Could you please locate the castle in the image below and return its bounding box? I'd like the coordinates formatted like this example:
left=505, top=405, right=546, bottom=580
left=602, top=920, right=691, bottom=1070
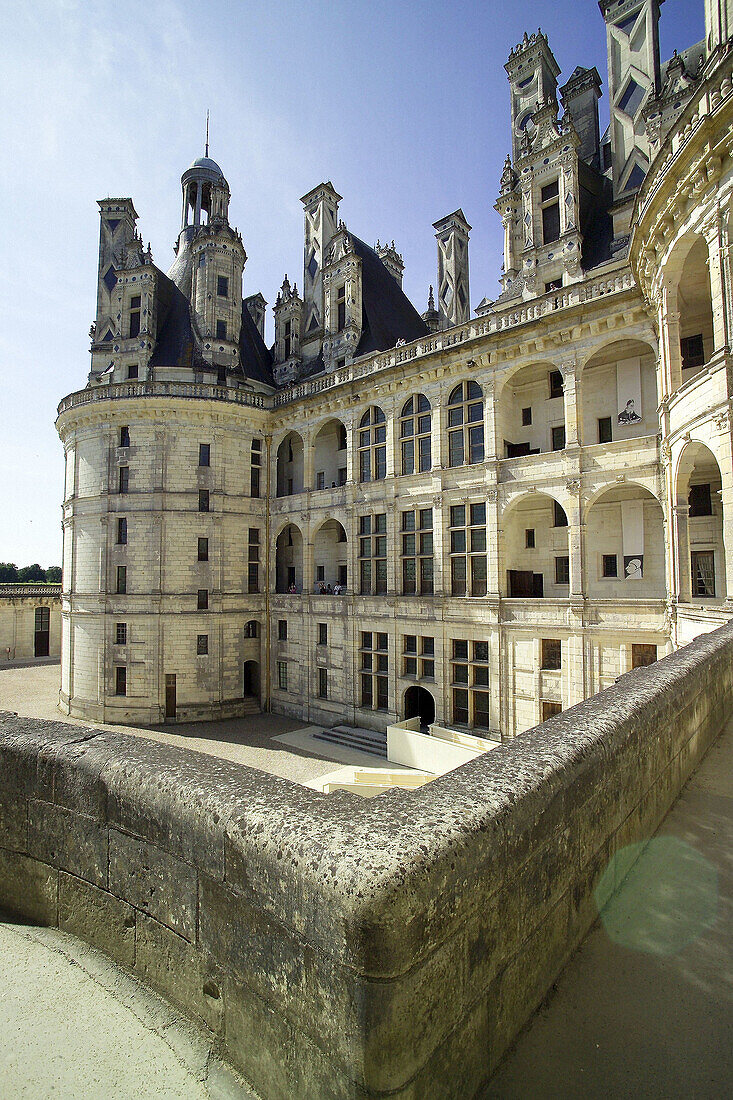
left=56, top=0, right=733, bottom=737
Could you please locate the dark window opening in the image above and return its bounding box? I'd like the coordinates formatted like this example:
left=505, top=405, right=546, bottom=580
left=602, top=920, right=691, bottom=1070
left=116, top=565, right=127, bottom=594
left=551, top=424, right=566, bottom=452
left=598, top=416, right=613, bottom=444
left=541, top=181, right=560, bottom=244
left=198, top=537, right=209, bottom=562
left=197, top=589, right=208, bottom=610
left=119, top=426, right=130, bottom=448
left=525, top=528, right=535, bottom=549
left=197, top=634, right=208, bottom=655
left=541, top=638, right=561, bottom=670
left=216, top=320, right=227, bottom=340
left=115, top=622, right=127, bottom=646
left=217, top=275, right=229, bottom=298
left=117, top=517, right=127, bottom=545
left=278, top=620, right=288, bottom=641
left=549, top=370, right=564, bottom=399
left=553, top=500, right=568, bottom=527
left=118, top=466, right=129, bottom=493
left=681, top=333, right=705, bottom=371
left=129, top=295, right=141, bottom=338
left=555, top=556, right=570, bottom=585
left=127, top=364, right=139, bottom=380
left=689, top=483, right=713, bottom=517
left=199, top=489, right=210, bottom=512
left=522, top=407, right=532, bottom=426
left=602, top=554, right=618, bottom=578
left=115, top=666, right=127, bottom=696
left=199, top=443, right=210, bottom=467
left=632, top=643, right=658, bottom=668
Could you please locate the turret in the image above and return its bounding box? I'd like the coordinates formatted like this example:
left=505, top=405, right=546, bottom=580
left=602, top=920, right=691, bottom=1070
left=505, top=29, right=561, bottom=163
left=273, top=276, right=303, bottom=385
left=433, top=210, right=471, bottom=329
left=300, top=182, right=341, bottom=361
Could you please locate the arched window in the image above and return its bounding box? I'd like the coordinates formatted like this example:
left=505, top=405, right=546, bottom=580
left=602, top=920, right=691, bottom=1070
left=245, top=620, right=259, bottom=638
left=400, top=395, right=431, bottom=474
left=358, top=407, right=386, bottom=482
left=447, top=382, right=484, bottom=467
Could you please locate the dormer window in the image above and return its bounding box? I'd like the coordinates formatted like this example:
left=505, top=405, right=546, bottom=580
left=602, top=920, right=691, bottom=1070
left=541, top=181, right=560, bottom=244
left=337, top=285, right=346, bottom=331
left=129, top=295, right=141, bottom=338
left=284, top=320, right=291, bottom=359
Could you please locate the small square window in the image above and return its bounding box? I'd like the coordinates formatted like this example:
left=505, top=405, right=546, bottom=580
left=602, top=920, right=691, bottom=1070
left=542, top=701, right=562, bottom=721
left=119, top=426, right=130, bottom=447
left=217, top=275, right=229, bottom=298
left=197, top=634, right=208, bottom=655
left=198, top=489, right=210, bottom=512
left=602, top=554, right=618, bottom=578
left=632, top=643, right=658, bottom=668
left=422, top=637, right=434, bottom=656
left=278, top=620, right=288, bottom=641
left=115, top=622, right=127, bottom=645
left=525, top=528, right=535, bottom=549
left=318, top=623, right=328, bottom=646
left=522, top=407, right=532, bottom=426
left=127, top=364, right=139, bottom=380
left=598, top=416, right=613, bottom=444
left=197, top=589, right=208, bottom=609
left=198, top=537, right=209, bottom=562
left=199, top=443, right=210, bottom=467
left=216, top=320, right=227, bottom=339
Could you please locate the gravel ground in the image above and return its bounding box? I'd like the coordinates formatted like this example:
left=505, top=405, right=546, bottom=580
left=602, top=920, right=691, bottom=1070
left=0, top=661, right=348, bottom=786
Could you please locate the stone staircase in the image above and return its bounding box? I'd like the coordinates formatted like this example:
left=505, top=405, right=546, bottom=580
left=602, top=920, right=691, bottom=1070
left=241, top=697, right=260, bottom=716
left=313, top=725, right=388, bottom=759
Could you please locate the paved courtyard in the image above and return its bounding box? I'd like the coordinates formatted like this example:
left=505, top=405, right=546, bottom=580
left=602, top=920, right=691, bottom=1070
left=0, top=660, right=359, bottom=786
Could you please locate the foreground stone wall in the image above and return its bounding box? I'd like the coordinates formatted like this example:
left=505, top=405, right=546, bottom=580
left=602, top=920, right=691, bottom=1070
left=1, top=620, right=732, bottom=1098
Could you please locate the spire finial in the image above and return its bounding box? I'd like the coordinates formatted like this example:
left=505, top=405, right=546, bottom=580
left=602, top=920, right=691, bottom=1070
left=205, top=109, right=210, bottom=157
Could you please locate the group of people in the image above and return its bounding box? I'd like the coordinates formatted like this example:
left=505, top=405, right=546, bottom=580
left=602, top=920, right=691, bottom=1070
left=317, top=582, right=344, bottom=595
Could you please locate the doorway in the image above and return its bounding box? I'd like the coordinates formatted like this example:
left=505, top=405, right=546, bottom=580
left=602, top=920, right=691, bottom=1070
left=165, top=674, right=176, bottom=720
left=243, top=660, right=260, bottom=701
left=404, top=685, right=435, bottom=731
left=34, top=606, right=50, bottom=657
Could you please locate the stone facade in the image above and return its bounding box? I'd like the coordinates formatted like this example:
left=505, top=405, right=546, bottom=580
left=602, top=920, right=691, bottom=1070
left=0, top=587, right=62, bottom=663
left=56, top=1, right=733, bottom=733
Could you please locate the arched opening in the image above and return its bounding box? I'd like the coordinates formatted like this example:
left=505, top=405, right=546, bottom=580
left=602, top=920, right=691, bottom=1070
left=358, top=407, right=386, bottom=482
left=676, top=441, right=727, bottom=603
left=244, top=620, right=259, bottom=638
left=447, top=382, right=484, bottom=467
left=242, top=660, right=260, bottom=702
left=677, top=236, right=714, bottom=384
left=313, top=519, right=348, bottom=592
left=496, top=363, right=565, bottom=458
left=275, top=524, right=303, bottom=593
left=399, top=395, right=432, bottom=474
left=500, top=493, right=569, bottom=598
left=276, top=432, right=304, bottom=497
left=585, top=485, right=665, bottom=599
left=313, top=419, right=347, bottom=490
left=404, top=685, right=435, bottom=731
left=581, top=339, right=658, bottom=445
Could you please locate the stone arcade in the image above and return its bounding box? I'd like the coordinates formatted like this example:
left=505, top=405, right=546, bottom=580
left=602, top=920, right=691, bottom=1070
left=57, top=0, right=733, bottom=734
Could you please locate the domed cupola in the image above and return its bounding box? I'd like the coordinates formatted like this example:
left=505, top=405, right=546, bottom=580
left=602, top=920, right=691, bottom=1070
left=180, top=152, right=231, bottom=228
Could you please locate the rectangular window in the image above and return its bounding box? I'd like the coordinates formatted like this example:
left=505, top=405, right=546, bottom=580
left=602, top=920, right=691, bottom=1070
left=115, top=666, right=127, bottom=696
left=554, top=556, right=570, bottom=585
left=542, top=701, right=562, bottom=721
left=401, top=508, right=433, bottom=595
left=248, top=528, right=259, bottom=593
left=318, top=622, right=328, bottom=646
left=549, top=370, right=564, bottom=399
left=541, top=181, right=560, bottom=244
left=197, top=589, right=208, bottom=610
left=129, top=295, right=141, bottom=338
left=115, top=622, right=127, bottom=645
left=318, top=667, right=328, bottom=699
left=691, top=550, right=715, bottom=597
left=522, top=407, right=532, bottom=426
left=689, top=483, right=713, bottom=517
left=127, top=364, right=139, bottom=380
left=217, top=275, right=229, bottom=298
left=449, top=502, right=487, bottom=596
left=197, top=634, right=208, bottom=655
left=403, top=635, right=435, bottom=679
left=525, top=528, right=535, bottom=549
left=541, top=638, right=561, bottom=670
left=361, top=633, right=389, bottom=710
left=359, top=514, right=387, bottom=594
left=336, top=285, right=346, bottom=331
left=278, top=620, right=288, bottom=641
left=602, top=554, right=618, bottom=578
left=117, top=517, right=127, bottom=545
left=198, top=537, right=209, bottom=562
left=216, top=320, right=227, bottom=339
left=278, top=661, right=288, bottom=691
left=451, top=639, right=490, bottom=729
left=199, top=443, right=210, bottom=467
left=250, top=467, right=261, bottom=498
left=680, top=333, right=705, bottom=371
left=198, top=489, right=210, bottom=512
left=632, top=643, right=658, bottom=668
left=119, top=426, right=130, bottom=448
left=116, top=565, right=126, bottom=594
left=551, top=424, right=566, bottom=452
left=118, top=466, right=129, bottom=493
left=598, top=416, right=613, bottom=444
left=316, top=471, right=325, bottom=490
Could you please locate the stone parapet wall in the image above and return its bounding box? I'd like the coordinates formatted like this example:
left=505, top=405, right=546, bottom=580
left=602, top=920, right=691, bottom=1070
left=1, top=622, right=732, bottom=1098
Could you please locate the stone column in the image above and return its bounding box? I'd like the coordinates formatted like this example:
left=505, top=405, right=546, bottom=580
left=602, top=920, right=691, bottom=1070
left=385, top=398, right=397, bottom=479
left=302, top=428, right=315, bottom=492
left=567, top=483, right=584, bottom=598
left=345, top=417, right=358, bottom=484
left=302, top=525, right=314, bottom=595
left=486, top=488, right=501, bottom=598
left=562, top=361, right=580, bottom=447
left=673, top=503, right=692, bottom=603
left=432, top=493, right=445, bottom=597
left=659, top=282, right=682, bottom=396
left=484, top=379, right=498, bottom=459
left=703, top=213, right=731, bottom=356
left=431, top=400, right=446, bottom=469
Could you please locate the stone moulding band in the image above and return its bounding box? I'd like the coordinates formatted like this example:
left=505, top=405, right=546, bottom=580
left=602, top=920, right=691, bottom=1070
left=1, top=619, right=732, bottom=1098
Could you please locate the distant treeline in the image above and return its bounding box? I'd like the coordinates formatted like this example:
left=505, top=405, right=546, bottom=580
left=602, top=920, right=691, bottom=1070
left=0, top=564, right=62, bottom=584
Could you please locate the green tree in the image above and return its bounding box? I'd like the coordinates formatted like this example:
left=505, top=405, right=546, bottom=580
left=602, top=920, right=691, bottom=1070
left=45, top=566, right=62, bottom=583
left=17, top=564, right=46, bottom=583
left=0, top=563, right=19, bottom=583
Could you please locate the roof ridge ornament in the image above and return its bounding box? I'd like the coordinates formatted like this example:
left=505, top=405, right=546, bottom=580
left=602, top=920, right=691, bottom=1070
left=205, top=109, right=210, bottom=158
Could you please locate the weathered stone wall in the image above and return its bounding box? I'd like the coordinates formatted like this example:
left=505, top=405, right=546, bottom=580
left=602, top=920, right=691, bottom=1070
left=1, top=620, right=732, bottom=1098
left=0, top=590, right=62, bottom=662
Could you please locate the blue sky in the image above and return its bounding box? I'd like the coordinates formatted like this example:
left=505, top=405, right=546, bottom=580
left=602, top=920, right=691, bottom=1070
left=0, top=0, right=704, bottom=565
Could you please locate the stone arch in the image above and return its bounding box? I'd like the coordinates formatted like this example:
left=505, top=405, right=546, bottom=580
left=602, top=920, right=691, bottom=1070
left=584, top=483, right=665, bottom=599
left=313, top=418, right=347, bottom=490
left=276, top=431, right=304, bottom=497
left=404, top=685, right=435, bottom=731
left=665, top=231, right=714, bottom=386
left=674, top=439, right=727, bottom=603
left=579, top=338, right=659, bottom=446
left=275, top=523, right=303, bottom=593
left=499, top=491, right=569, bottom=598
left=312, top=518, right=348, bottom=593
left=495, top=361, right=564, bottom=458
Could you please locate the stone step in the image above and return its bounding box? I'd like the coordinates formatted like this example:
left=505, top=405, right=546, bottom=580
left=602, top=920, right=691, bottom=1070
left=313, top=726, right=388, bottom=759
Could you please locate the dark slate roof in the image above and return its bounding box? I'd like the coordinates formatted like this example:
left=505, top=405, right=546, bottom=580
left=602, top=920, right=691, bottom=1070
left=148, top=269, right=206, bottom=371
left=351, top=237, right=429, bottom=356
left=239, top=302, right=275, bottom=387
